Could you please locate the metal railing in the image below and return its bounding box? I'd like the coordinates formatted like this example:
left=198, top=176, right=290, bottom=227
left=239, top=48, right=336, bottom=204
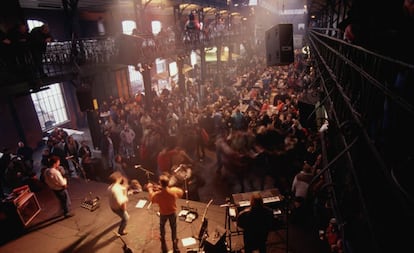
left=0, top=27, right=250, bottom=95
left=308, top=28, right=414, bottom=253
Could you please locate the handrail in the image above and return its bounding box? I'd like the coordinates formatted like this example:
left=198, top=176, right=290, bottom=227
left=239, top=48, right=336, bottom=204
left=0, top=27, right=250, bottom=94
left=308, top=27, right=414, bottom=253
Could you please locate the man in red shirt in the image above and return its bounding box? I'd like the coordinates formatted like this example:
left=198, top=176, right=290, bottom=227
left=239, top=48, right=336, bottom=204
left=156, top=147, right=178, bottom=176
left=147, top=175, right=183, bottom=253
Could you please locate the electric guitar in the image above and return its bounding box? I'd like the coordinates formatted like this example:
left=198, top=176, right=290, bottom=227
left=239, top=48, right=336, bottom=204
left=113, top=231, right=133, bottom=253
left=198, top=199, right=213, bottom=240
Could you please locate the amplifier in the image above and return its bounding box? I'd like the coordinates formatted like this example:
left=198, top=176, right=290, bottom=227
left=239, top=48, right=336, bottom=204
left=2, top=185, right=41, bottom=229
left=14, top=191, right=41, bottom=227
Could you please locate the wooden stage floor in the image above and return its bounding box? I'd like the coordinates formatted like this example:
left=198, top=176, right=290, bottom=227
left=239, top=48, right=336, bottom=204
left=0, top=178, right=291, bottom=253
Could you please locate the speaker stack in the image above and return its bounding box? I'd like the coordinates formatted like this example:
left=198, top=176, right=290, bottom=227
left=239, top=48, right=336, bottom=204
left=265, top=23, right=294, bottom=66
left=116, top=34, right=141, bottom=66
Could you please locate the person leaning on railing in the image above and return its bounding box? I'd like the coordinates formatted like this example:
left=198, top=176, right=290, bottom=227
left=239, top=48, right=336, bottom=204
left=29, top=24, right=53, bottom=76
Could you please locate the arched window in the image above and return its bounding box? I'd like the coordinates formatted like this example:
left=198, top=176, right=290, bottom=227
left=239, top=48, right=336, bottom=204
left=151, top=20, right=162, bottom=35
left=122, top=20, right=137, bottom=35
left=27, top=19, right=44, bottom=32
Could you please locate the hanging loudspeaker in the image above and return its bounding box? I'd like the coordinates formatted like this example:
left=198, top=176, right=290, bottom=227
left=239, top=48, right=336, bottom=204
left=76, top=87, right=94, bottom=112
left=265, top=23, right=294, bottom=66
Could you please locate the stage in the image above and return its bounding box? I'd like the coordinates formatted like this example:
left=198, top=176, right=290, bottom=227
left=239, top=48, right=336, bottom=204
left=0, top=178, right=289, bottom=253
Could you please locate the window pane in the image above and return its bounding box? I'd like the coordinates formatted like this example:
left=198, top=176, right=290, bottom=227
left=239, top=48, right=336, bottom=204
left=27, top=19, right=44, bottom=32
left=152, top=20, right=161, bottom=35
left=128, top=65, right=144, bottom=95
left=31, top=83, right=69, bottom=131
left=155, top=58, right=166, bottom=73
left=122, top=20, right=137, bottom=35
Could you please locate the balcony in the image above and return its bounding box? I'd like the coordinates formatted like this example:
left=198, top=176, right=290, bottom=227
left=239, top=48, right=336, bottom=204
left=0, top=27, right=249, bottom=96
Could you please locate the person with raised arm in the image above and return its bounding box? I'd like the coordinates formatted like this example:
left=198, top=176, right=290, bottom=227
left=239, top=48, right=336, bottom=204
left=146, top=174, right=183, bottom=253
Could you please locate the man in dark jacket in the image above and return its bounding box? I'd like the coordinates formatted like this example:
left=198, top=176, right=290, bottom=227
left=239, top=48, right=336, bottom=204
left=29, top=24, right=52, bottom=76
left=237, top=193, right=274, bottom=253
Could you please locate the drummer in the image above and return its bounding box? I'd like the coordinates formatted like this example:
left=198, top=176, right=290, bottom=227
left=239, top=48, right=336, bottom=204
left=170, top=145, right=194, bottom=169
left=156, top=143, right=178, bottom=177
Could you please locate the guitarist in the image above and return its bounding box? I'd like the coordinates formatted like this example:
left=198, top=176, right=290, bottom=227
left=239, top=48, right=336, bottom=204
left=108, top=171, right=130, bottom=236
left=147, top=174, right=184, bottom=253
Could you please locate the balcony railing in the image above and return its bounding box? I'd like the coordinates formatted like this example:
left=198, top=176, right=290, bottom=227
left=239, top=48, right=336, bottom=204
left=308, top=28, right=414, bottom=253
left=0, top=27, right=249, bottom=95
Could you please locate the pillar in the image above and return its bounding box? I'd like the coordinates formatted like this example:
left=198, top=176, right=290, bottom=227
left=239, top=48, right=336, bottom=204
left=177, top=58, right=186, bottom=96
left=141, top=65, right=152, bottom=110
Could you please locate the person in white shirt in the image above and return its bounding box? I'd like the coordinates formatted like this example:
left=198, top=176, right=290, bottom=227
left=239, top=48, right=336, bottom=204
left=119, top=124, right=136, bottom=158
left=44, top=155, right=73, bottom=217
left=291, top=161, right=314, bottom=201
left=108, top=171, right=129, bottom=235
left=291, top=161, right=314, bottom=224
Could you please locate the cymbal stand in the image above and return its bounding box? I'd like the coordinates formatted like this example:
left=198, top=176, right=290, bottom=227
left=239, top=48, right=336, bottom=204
left=178, top=165, right=197, bottom=215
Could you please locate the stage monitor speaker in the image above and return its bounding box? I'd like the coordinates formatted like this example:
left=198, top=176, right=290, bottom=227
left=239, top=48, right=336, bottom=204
left=265, top=24, right=294, bottom=66
left=11, top=186, right=41, bottom=227
left=204, top=225, right=227, bottom=253
left=76, top=87, right=94, bottom=112
left=15, top=192, right=41, bottom=227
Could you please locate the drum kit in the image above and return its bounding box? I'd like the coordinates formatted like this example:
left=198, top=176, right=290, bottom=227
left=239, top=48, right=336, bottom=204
left=169, top=164, right=192, bottom=188
left=135, top=163, right=193, bottom=194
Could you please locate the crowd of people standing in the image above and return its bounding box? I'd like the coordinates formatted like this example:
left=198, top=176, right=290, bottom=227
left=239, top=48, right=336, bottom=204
left=91, top=49, right=335, bottom=241
left=0, top=22, right=52, bottom=76
left=0, top=47, right=338, bottom=251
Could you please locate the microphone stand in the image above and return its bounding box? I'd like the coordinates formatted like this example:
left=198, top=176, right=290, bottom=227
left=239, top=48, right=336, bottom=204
left=135, top=165, right=154, bottom=183
left=135, top=165, right=155, bottom=209
left=184, top=174, right=190, bottom=206
left=178, top=165, right=192, bottom=209
left=175, top=165, right=198, bottom=222
left=221, top=198, right=239, bottom=252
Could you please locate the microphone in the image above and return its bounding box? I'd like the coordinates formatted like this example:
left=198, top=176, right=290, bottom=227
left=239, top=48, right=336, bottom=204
left=174, top=165, right=182, bottom=173
left=174, top=164, right=186, bottom=173
left=134, top=165, right=142, bottom=168
left=65, top=155, right=74, bottom=160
